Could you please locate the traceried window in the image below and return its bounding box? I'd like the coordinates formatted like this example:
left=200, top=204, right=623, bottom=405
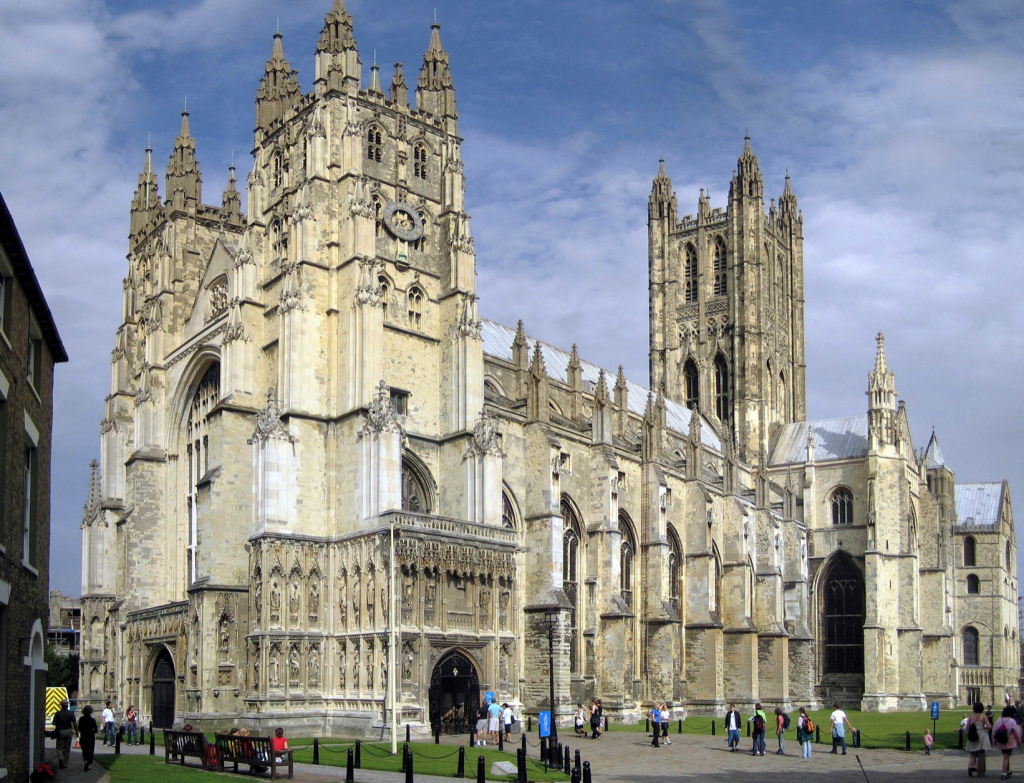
left=501, top=491, right=517, bottom=530
left=1007, top=541, right=1012, bottom=572
left=667, top=524, right=682, bottom=607
left=964, top=536, right=976, bottom=567
left=367, top=126, right=383, bottom=163
left=270, top=219, right=288, bottom=265
left=779, top=371, right=787, bottom=419
left=619, top=511, right=636, bottom=608
left=561, top=497, right=582, bottom=674
left=407, top=286, right=424, bottom=332
left=776, top=259, right=785, bottom=309
left=186, top=363, right=220, bottom=586
left=373, top=197, right=385, bottom=238
left=712, top=237, right=727, bottom=297
left=831, top=487, right=854, bottom=526
left=963, top=626, right=980, bottom=666
left=823, top=557, right=864, bottom=674
left=967, top=574, right=980, bottom=594
left=683, top=359, right=699, bottom=411
left=413, top=143, right=428, bottom=179
left=272, top=151, right=284, bottom=190
left=713, top=354, right=729, bottom=422
left=378, top=275, right=391, bottom=319
left=401, top=456, right=432, bottom=514
left=684, top=244, right=698, bottom=304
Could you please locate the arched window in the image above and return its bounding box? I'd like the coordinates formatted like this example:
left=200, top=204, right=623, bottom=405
left=712, top=237, right=727, bottom=297
left=667, top=523, right=682, bottom=607
left=501, top=490, right=517, bottom=530
left=407, top=286, right=424, bottom=332
left=775, top=259, right=784, bottom=309
left=561, top=497, right=582, bottom=674
left=831, top=487, right=854, bottom=526
left=766, top=359, right=774, bottom=413
left=683, top=358, right=699, bottom=410
left=270, top=219, right=288, bottom=264
left=823, top=557, right=865, bottom=674
left=373, top=197, right=385, bottom=238
left=967, top=574, right=980, bottom=594
left=186, top=363, right=220, bottom=586
left=963, top=626, right=980, bottom=666
left=401, top=456, right=432, bottom=514
left=378, top=275, right=391, bottom=320
left=684, top=244, right=698, bottom=304
left=272, top=151, right=284, bottom=189
left=779, top=371, right=786, bottom=419
left=367, top=126, right=383, bottom=163
left=1007, top=541, right=1012, bottom=572
left=414, top=143, right=428, bottom=179
left=714, top=354, right=729, bottom=422
left=964, top=536, right=976, bottom=567
left=618, top=511, right=636, bottom=608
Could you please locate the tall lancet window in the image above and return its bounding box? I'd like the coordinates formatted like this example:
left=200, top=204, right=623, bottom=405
left=186, top=363, right=220, bottom=586
left=683, top=359, right=699, bottom=411
left=561, top=497, right=582, bottom=674
left=714, top=354, right=729, bottom=423
left=684, top=244, right=698, bottom=304
left=712, top=237, right=727, bottom=297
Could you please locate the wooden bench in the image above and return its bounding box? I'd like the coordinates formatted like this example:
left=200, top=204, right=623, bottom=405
left=215, top=734, right=294, bottom=779
left=164, top=730, right=210, bottom=768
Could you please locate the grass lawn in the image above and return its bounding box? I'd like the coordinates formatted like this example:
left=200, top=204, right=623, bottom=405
left=602, top=707, right=972, bottom=751
left=95, top=753, right=215, bottom=782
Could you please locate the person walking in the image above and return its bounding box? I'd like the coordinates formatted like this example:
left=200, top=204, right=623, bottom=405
left=774, top=707, right=787, bottom=755
left=924, top=729, right=933, bottom=755
left=829, top=702, right=854, bottom=755
left=749, top=703, right=767, bottom=756
left=101, top=701, right=116, bottom=746
left=589, top=699, right=603, bottom=739
left=475, top=700, right=489, bottom=746
left=52, top=700, right=78, bottom=769
left=661, top=702, right=671, bottom=745
left=797, top=707, right=813, bottom=759
left=78, top=704, right=99, bottom=772
left=724, top=704, right=741, bottom=752
left=503, top=703, right=514, bottom=742
left=650, top=703, right=661, bottom=747
left=993, top=704, right=1023, bottom=779
left=125, top=704, right=139, bottom=745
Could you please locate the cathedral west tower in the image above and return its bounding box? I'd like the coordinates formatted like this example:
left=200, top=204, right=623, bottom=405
left=649, top=138, right=806, bottom=462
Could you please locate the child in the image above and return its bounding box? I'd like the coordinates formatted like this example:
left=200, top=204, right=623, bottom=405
left=924, top=729, right=933, bottom=755
left=273, top=727, right=289, bottom=763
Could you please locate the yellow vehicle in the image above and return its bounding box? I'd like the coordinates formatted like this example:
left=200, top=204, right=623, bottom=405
left=44, top=687, right=68, bottom=732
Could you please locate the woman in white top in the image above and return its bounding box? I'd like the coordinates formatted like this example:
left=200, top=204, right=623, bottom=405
left=967, top=701, right=993, bottom=777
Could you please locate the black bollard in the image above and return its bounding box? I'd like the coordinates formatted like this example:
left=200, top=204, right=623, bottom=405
left=499, top=730, right=504, bottom=751
left=604, top=715, right=609, bottom=732
left=521, top=735, right=527, bottom=754
left=564, top=745, right=570, bottom=774
left=583, top=761, right=592, bottom=783
left=747, top=722, right=751, bottom=737
left=853, top=729, right=860, bottom=748
left=959, top=728, right=965, bottom=749
left=405, top=749, right=414, bottom=783
left=470, top=728, right=476, bottom=748
left=435, top=722, right=441, bottom=745
left=477, top=755, right=486, bottom=783
left=355, top=739, right=362, bottom=768
left=815, top=725, right=820, bottom=744
left=678, top=718, right=683, bottom=734
left=572, top=767, right=581, bottom=783
left=457, top=746, right=466, bottom=778
left=402, top=742, right=409, bottom=772
left=346, top=748, right=355, bottom=783
left=574, top=748, right=581, bottom=771
left=528, top=716, right=533, bottom=733
left=115, top=730, right=121, bottom=755
left=905, top=731, right=911, bottom=752
left=518, top=748, right=527, bottom=783
left=711, top=720, right=716, bottom=736
left=646, top=718, right=650, bottom=732
left=557, top=742, right=564, bottom=768
left=140, top=724, right=145, bottom=745
left=407, top=723, right=412, bottom=743
left=313, top=737, right=320, bottom=765
left=540, top=737, right=548, bottom=765
left=149, top=726, right=155, bottom=755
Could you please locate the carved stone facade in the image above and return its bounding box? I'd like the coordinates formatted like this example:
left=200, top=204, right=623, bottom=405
left=78, top=0, right=1017, bottom=734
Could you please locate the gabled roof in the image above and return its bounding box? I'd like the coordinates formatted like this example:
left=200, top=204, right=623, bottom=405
left=923, top=429, right=946, bottom=469
left=955, top=482, right=1003, bottom=527
left=768, top=416, right=869, bottom=466
left=0, top=191, right=67, bottom=363
left=480, top=319, right=721, bottom=450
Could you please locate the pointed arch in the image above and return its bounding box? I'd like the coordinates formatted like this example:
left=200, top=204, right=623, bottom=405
left=683, top=243, right=698, bottom=303
left=683, top=357, right=699, bottom=411
left=779, top=370, right=787, bottom=420
left=373, top=195, right=385, bottom=238
left=766, top=358, right=774, bottom=413
left=712, top=236, right=727, bottom=297
left=561, top=495, right=583, bottom=674
left=401, top=451, right=435, bottom=514
left=819, top=553, right=865, bottom=674
left=413, top=141, right=430, bottom=179
left=378, top=272, right=392, bottom=320
left=407, top=285, right=424, bottom=332
left=618, top=510, right=637, bottom=607
left=667, top=522, right=682, bottom=607
left=501, top=484, right=520, bottom=531
left=830, top=486, right=854, bottom=526
left=366, top=124, right=384, bottom=163
left=713, top=353, right=730, bottom=423
left=963, top=626, right=980, bottom=667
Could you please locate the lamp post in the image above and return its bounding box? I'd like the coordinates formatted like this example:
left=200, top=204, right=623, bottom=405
left=546, top=608, right=559, bottom=745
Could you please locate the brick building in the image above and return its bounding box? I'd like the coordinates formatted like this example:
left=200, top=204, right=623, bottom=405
left=0, top=191, right=67, bottom=777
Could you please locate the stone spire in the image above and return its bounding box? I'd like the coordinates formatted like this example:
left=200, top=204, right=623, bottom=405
left=221, top=164, right=242, bottom=227
left=867, top=332, right=898, bottom=449
left=315, top=0, right=361, bottom=93
left=416, top=22, right=457, bottom=120
left=390, top=62, right=408, bottom=107
left=779, top=171, right=798, bottom=221
left=730, top=134, right=763, bottom=201
left=648, top=159, right=676, bottom=220
left=567, top=344, right=582, bottom=387
left=130, top=141, right=162, bottom=240
left=368, top=51, right=383, bottom=94
left=923, top=428, right=946, bottom=470
left=166, top=107, right=202, bottom=212
left=529, top=340, right=547, bottom=379
left=256, top=32, right=301, bottom=132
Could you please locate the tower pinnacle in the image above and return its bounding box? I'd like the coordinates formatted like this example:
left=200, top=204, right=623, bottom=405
left=416, top=21, right=456, bottom=121
left=165, top=108, right=202, bottom=212
left=256, top=32, right=301, bottom=131
left=315, top=0, right=360, bottom=93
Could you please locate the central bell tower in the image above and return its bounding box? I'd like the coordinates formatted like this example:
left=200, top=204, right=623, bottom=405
left=648, top=138, right=806, bottom=462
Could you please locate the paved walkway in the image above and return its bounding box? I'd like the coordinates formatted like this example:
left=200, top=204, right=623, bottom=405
left=49, top=730, right=974, bottom=782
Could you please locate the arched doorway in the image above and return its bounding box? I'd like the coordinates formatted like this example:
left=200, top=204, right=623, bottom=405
left=428, top=650, right=480, bottom=736
left=152, top=648, right=176, bottom=729
left=823, top=557, right=865, bottom=675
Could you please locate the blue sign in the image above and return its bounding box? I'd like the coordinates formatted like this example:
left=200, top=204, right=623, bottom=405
left=486, top=691, right=495, bottom=704
left=931, top=702, right=940, bottom=720
left=539, top=711, right=552, bottom=738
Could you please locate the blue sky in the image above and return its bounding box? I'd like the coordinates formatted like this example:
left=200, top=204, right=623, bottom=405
left=2, top=0, right=1023, bottom=595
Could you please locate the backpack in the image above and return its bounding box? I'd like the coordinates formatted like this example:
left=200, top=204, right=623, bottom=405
left=804, top=718, right=815, bottom=735
left=968, top=721, right=980, bottom=742
left=994, top=721, right=1010, bottom=746
left=782, top=714, right=791, bottom=730
left=753, top=713, right=765, bottom=731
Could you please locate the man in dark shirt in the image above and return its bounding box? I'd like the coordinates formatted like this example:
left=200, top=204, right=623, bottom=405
left=52, top=700, right=78, bottom=769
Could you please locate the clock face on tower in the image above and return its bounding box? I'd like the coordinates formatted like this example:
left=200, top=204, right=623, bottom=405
left=382, top=201, right=424, bottom=242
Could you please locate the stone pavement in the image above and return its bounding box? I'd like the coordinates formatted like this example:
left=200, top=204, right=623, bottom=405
left=48, top=730, right=975, bottom=782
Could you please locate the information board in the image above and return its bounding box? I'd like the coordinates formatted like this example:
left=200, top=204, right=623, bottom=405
left=539, top=710, right=552, bottom=738
left=931, top=702, right=940, bottom=720
left=486, top=691, right=495, bottom=704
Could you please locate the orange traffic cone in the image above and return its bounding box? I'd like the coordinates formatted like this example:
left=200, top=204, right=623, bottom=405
left=75, top=738, right=80, bottom=748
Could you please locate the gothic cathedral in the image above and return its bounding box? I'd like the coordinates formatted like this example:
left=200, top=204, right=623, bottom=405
left=79, top=1, right=1019, bottom=732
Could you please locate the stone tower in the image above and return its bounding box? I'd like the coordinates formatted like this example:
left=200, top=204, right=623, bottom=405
left=648, top=138, right=806, bottom=462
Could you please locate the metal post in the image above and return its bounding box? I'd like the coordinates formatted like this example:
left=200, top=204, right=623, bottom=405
left=815, top=725, right=820, bottom=744
left=140, top=724, right=145, bottom=745
left=571, top=767, right=581, bottom=783
left=527, top=716, right=532, bottom=733
left=405, top=748, right=414, bottom=783
left=470, top=728, right=475, bottom=748
left=435, top=722, right=441, bottom=744
left=115, top=730, right=121, bottom=755
left=563, top=744, right=570, bottom=774
left=407, top=724, right=412, bottom=743
left=574, top=748, right=581, bottom=771
left=712, top=720, right=716, bottom=736
left=355, top=740, right=362, bottom=768
left=521, top=735, right=527, bottom=753
left=646, top=718, right=650, bottom=733
left=959, top=728, right=965, bottom=749
left=678, top=718, right=682, bottom=734
left=540, top=737, right=548, bottom=765
left=583, top=761, right=592, bottom=783
left=905, top=731, right=911, bottom=752
left=346, top=748, right=355, bottom=783
left=747, top=722, right=751, bottom=738
left=456, top=746, right=465, bottom=778
left=402, top=743, right=409, bottom=772
left=499, top=730, right=504, bottom=751
left=518, top=748, right=527, bottom=783
left=477, top=755, right=486, bottom=783
left=313, top=738, right=320, bottom=765
left=149, top=726, right=155, bottom=755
